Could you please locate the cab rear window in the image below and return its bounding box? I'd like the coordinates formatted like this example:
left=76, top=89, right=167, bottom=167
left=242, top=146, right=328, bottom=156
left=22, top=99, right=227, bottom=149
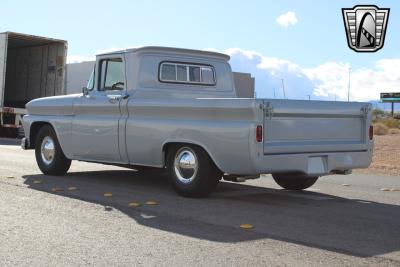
left=159, top=62, right=216, bottom=85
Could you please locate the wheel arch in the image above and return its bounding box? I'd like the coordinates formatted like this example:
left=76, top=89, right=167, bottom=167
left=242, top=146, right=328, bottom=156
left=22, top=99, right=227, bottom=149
left=29, top=121, right=60, bottom=149
left=162, top=140, right=223, bottom=173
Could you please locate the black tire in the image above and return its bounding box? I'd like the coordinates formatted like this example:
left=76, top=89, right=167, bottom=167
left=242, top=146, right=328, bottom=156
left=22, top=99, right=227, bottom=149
left=272, top=173, right=319, bottom=190
left=35, top=125, right=71, bottom=175
left=167, top=145, right=221, bottom=198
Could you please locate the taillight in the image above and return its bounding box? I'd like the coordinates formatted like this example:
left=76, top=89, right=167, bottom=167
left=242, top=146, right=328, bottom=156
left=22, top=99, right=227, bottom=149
left=256, top=125, right=263, bottom=142
left=369, top=125, right=373, bottom=140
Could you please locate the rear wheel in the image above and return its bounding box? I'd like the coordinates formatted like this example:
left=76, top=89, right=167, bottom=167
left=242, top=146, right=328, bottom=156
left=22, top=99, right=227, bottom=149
left=272, top=174, right=319, bottom=190
left=35, top=125, right=71, bottom=175
left=167, top=145, right=221, bottom=197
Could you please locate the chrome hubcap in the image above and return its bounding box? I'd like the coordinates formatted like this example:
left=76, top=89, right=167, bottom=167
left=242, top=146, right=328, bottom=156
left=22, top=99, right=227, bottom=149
left=174, top=148, right=198, bottom=184
left=41, top=136, right=55, bottom=165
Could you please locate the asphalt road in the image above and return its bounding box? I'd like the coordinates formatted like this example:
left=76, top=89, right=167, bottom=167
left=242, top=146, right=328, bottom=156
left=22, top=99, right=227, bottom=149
left=0, top=138, right=399, bottom=266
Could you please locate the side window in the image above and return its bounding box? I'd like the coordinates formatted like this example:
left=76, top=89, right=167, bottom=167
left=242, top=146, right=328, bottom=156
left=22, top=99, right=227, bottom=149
left=99, top=58, right=125, bottom=90
left=159, top=62, right=216, bottom=85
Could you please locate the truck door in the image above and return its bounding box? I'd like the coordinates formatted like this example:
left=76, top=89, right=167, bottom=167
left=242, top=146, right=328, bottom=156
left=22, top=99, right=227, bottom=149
left=71, top=55, right=127, bottom=162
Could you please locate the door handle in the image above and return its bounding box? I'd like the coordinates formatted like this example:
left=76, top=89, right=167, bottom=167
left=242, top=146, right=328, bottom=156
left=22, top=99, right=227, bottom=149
left=107, top=94, right=129, bottom=103
left=108, top=96, right=120, bottom=104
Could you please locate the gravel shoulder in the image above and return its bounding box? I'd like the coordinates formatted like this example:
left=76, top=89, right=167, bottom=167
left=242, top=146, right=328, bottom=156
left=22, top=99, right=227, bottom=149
left=354, top=134, right=400, bottom=176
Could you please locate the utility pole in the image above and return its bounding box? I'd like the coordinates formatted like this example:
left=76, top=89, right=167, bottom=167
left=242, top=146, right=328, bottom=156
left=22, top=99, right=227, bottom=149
left=391, top=102, right=394, bottom=117
left=347, top=66, right=351, bottom=102
left=281, top=79, right=286, bottom=99
left=273, top=88, right=276, bottom=98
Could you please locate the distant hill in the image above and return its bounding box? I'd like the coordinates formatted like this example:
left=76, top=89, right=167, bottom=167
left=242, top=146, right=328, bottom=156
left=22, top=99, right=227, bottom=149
left=370, top=100, right=400, bottom=112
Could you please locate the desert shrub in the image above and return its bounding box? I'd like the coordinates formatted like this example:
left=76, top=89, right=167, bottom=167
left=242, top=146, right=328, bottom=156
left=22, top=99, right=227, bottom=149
left=373, top=123, right=389, bottom=135
left=380, top=118, right=400, bottom=129
left=389, top=128, right=400, bottom=135
left=372, top=108, right=385, bottom=117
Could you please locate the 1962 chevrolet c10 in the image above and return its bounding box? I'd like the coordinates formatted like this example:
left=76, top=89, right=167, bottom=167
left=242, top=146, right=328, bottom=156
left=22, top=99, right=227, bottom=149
left=21, top=46, right=373, bottom=197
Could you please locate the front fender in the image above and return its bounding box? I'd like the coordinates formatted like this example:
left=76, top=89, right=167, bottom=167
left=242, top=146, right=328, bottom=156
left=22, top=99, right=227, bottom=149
left=22, top=114, right=73, bottom=158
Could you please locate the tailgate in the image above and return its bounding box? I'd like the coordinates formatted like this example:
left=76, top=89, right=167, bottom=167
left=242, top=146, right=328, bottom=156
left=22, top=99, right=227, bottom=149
left=262, top=99, right=371, bottom=155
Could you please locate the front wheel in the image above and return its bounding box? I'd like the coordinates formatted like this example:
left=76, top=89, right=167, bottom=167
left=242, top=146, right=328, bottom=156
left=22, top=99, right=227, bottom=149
left=35, top=125, right=71, bottom=175
left=272, top=174, right=319, bottom=190
left=167, top=145, right=221, bottom=198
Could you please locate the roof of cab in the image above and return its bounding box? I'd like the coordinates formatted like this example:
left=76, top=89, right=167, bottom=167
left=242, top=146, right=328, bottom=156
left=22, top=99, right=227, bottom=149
left=97, top=46, right=230, bottom=61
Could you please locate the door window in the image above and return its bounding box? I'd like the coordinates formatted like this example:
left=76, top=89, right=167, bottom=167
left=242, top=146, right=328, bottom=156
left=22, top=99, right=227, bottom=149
left=99, top=58, right=125, bottom=90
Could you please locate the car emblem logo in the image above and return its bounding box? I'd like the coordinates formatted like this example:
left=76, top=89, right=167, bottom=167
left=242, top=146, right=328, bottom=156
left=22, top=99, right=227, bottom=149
left=342, top=5, right=390, bottom=52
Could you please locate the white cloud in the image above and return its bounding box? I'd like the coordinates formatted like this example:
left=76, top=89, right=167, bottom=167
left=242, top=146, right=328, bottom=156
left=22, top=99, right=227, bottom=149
left=303, top=62, right=350, bottom=99
left=67, top=55, right=95, bottom=64
left=95, top=45, right=144, bottom=55
left=303, top=59, right=400, bottom=101
left=67, top=45, right=144, bottom=63
left=276, top=11, right=298, bottom=27
left=203, top=48, right=220, bottom=53
left=223, top=48, right=400, bottom=101
left=224, top=48, right=313, bottom=100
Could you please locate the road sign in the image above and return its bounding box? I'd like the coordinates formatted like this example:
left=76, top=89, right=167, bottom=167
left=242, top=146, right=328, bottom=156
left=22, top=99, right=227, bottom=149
left=380, top=92, right=399, bottom=117
left=380, top=92, right=400, bottom=103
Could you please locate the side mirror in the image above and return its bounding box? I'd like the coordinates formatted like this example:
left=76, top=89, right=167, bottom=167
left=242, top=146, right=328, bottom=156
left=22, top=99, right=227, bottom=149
left=82, top=87, right=89, bottom=96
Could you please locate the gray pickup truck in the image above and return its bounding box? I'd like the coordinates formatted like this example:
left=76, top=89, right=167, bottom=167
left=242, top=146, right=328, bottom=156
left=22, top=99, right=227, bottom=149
left=21, top=46, right=373, bottom=197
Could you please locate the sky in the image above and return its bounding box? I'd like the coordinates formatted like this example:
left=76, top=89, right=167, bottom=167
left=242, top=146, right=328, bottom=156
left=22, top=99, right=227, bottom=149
left=1, top=0, right=399, bottom=106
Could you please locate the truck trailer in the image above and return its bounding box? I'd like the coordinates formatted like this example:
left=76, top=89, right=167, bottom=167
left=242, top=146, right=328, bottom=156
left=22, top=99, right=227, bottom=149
left=0, top=32, right=67, bottom=136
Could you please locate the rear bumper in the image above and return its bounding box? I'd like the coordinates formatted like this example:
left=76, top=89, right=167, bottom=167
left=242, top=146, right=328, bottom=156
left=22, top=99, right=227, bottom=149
left=252, top=149, right=373, bottom=176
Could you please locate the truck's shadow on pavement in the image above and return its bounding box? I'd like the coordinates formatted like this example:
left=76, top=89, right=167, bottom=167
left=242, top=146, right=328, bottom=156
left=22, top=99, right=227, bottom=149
left=22, top=170, right=400, bottom=258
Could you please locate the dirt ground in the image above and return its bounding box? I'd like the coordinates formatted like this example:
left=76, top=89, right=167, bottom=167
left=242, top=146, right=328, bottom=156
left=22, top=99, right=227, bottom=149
left=354, top=134, right=400, bottom=176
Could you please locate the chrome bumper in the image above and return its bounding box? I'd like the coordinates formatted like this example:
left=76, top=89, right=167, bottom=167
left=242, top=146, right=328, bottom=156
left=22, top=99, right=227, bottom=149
left=253, top=150, right=372, bottom=176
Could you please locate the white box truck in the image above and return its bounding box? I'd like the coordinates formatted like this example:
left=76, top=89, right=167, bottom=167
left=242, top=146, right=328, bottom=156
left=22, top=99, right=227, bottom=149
left=0, top=32, right=67, bottom=136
